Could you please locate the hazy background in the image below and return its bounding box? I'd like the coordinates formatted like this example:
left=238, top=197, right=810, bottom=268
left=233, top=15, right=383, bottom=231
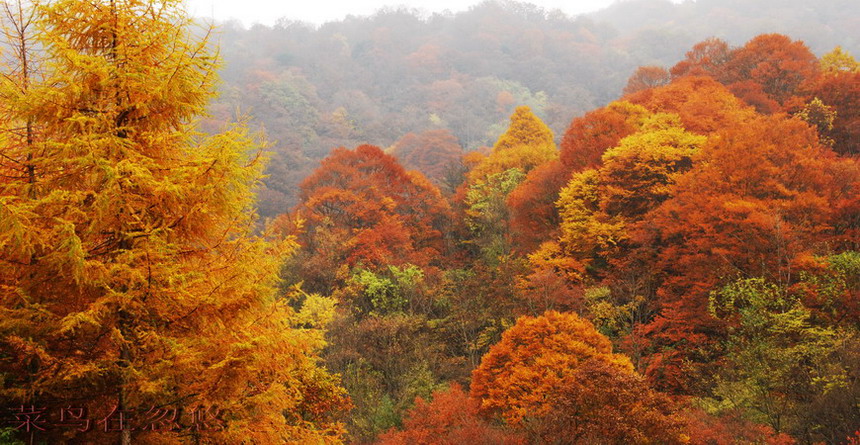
left=184, top=0, right=672, bottom=26
left=194, top=0, right=860, bottom=218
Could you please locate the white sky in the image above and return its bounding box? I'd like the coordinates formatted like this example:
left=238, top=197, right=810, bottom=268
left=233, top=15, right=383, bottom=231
left=184, top=0, right=628, bottom=27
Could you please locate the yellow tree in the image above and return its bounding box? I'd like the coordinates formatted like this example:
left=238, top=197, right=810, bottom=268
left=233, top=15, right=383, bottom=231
left=467, top=105, right=556, bottom=184
left=0, top=0, right=43, bottom=199
left=820, top=46, right=860, bottom=74
left=0, top=1, right=347, bottom=443
left=556, top=113, right=706, bottom=276
left=492, top=105, right=554, bottom=152
left=462, top=106, right=557, bottom=257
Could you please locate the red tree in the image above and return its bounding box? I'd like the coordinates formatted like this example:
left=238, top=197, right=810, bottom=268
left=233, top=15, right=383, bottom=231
left=391, top=129, right=465, bottom=183
left=470, top=311, right=685, bottom=443
left=626, top=76, right=756, bottom=134
left=623, top=65, right=670, bottom=96
left=670, top=37, right=731, bottom=79
left=682, top=408, right=796, bottom=445
left=278, top=145, right=452, bottom=291
left=506, top=159, right=572, bottom=253
left=559, top=100, right=646, bottom=171
left=670, top=35, right=820, bottom=114
left=808, top=71, right=860, bottom=156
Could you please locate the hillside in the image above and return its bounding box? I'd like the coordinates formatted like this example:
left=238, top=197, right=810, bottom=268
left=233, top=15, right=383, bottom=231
left=204, top=0, right=859, bottom=217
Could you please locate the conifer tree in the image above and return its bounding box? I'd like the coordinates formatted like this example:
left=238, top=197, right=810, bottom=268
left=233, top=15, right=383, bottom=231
left=467, top=106, right=556, bottom=182
left=492, top=105, right=554, bottom=152
left=0, top=1, right=347, bottom=443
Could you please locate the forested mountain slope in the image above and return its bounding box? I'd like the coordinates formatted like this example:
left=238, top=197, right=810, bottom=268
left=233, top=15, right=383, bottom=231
left=206, top=0, right=859, bottom=217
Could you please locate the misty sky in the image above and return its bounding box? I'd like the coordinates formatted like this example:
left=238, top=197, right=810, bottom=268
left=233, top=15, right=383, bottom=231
left=184, top=0, right=636, bottom=27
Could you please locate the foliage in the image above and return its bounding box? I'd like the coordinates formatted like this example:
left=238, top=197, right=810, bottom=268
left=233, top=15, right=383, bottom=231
left=0, top=429, right=23, bottom=445
left=378, top=383, right=525, bottom=445
left=820, top=46, right=860, bottom=74
left=795, top=252, right=860, bottom=324
left=0, top=1, right=348, bottom=443
left=466, top=106, right=557, bottom=188
left=626, top=76, right=757, bottom=134
left=325, top=312, right=456, bottom=443
left=808, top=70, right=860, bottom=156
left=514, top=241, right=584, bottom=313
left=557, top=113, right=705, bottom=277
left=681, top=408, right=796, bottom=445
left=636, top=113, right=857, bottom=394
left=795, top=97, right=836, bottom=146
left=598, top=114, right=705, bottom=218
left=559, top=100, right=648, bottom=171
left=282, top=144, right=451, bottom=293
left=725, top=34, right=820, bottom=112
left=491, top=105, right=554, bottom=152
left=341, top=264, right=432, bottom=316
left=623, top=65, right=670, bottom=96
left=3, top=3, right=860, bottom=440
left=708, top=276, right=860, bottom=442
left=582, top=286, right=646, bottom=339
left=506, top=159, right=572, bottom=253
left=470, top=311, right=685, bottom=443
left=206, top=2, right=860, bottom=213
left=670, top=34, right=819, bottom=114
left=670, top=37, right=731, bottom=79
left=470, top=311, right=634, bottom=424
left=464, top=168, right=526, bottom=260
left=390, top=129, right=464, bottom=185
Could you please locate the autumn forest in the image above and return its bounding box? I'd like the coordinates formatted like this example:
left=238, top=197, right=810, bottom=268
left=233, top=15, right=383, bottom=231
left=0, top=0, right=859, bottom=444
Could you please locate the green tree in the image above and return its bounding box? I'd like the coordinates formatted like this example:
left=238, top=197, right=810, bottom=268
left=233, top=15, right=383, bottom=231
left=709, top=275, right=860, bottom=441
left=465, top=168, right=526, bottom=261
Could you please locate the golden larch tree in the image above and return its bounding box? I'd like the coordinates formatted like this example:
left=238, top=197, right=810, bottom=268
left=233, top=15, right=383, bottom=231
left=492, top=105, right=554, bottom=152
left=0, top=1, right=348, bottom=443
left=465, top=106, right=557, bottom=187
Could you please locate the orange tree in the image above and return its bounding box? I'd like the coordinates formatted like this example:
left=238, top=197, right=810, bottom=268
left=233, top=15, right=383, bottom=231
left=378, top=383, right=525, bottom=445
left=636, top=114, right=859, bottom=394
left=470, top=311, right=685, bottom=443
